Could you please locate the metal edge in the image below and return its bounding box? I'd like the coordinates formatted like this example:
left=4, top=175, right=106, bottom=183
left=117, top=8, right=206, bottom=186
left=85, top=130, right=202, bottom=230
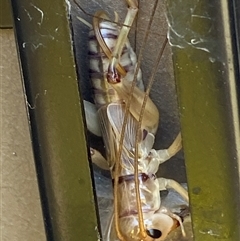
left=10, top=0, right=100, bottom=240
left=167, top=0, right=240, bottom=240
left=0, top=0, right=12, bottom=28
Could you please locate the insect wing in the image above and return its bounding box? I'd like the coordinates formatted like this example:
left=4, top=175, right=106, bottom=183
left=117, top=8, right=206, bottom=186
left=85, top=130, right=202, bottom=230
left=106, top=103, right=139, bottom=173
left=104, top=102, right=157, bottom=174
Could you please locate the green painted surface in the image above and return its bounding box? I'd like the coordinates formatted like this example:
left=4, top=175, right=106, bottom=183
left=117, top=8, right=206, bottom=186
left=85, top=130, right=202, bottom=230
left=167, top=0, right=240, bottom=240
left=0, top=0, right=12, bottom=28
left=11, top=0, right=99, bottom=240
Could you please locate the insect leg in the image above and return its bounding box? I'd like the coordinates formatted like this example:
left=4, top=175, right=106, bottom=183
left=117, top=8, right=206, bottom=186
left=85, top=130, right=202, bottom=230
left=83, top=101, right=110, bottom=169
left=108, top=0, right=139, bottom=78
left=159, top=207, right=186, bottom=237
left=83, top=100, right=102, bottom=137
left=92, top=11, right=127, bottom=77
left=158, top=178, right=189, bottom=203
left=166, top=132, right=182, bottom=159
left=90, top=148, right=109, bottom=170
left=149, top=132, right=182, bottom=165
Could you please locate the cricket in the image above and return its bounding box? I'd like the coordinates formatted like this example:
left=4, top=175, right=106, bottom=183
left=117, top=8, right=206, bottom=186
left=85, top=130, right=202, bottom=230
left=72, top=0, right=190, bottom=240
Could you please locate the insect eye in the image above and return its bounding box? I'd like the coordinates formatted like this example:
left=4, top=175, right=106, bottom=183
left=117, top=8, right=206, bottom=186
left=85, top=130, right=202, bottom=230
left=146, top=229, right=162, bottom=239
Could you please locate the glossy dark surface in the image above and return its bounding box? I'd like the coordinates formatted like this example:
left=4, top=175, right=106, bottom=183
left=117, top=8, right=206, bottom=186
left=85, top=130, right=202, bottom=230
left=11, top=1, right=99, bottom=240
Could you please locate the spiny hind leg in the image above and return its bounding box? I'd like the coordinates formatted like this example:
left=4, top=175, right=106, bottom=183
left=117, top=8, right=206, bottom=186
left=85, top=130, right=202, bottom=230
left=92, top=1, right=138, bottom=79
left=108, top=0, right=139, bottom=76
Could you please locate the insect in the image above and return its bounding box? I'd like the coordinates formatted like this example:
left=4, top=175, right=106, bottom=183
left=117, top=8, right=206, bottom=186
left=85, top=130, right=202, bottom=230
left=73, top=0, right=190, bottom=240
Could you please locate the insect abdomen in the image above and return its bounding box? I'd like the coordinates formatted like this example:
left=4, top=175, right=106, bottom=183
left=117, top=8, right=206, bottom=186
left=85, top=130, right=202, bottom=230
left=88, top=21, right=144, bottom=108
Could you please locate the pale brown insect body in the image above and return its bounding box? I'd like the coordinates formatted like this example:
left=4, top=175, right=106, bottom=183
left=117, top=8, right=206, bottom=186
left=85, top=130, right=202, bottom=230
left=73, top=0, right=190, bottom=240
left=88, top=18, right=144, bottom=108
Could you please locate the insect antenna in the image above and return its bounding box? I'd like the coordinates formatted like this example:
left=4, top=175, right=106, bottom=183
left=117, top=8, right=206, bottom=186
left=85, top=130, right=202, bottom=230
left=133, top=0, right=162, bottom=238
left=133, top=2, right=169, bottom=239
left=112, top=0, right=166, bottom=239
left=134, top=35, right=168, bottom=238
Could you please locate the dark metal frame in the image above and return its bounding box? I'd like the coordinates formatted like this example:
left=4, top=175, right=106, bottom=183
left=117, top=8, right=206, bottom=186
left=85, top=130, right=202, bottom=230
left=10, top=0, right=99, bottom=240
left=0, top=0, right=12, bottom=28
left=168, top=0, right=240, bottom=240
